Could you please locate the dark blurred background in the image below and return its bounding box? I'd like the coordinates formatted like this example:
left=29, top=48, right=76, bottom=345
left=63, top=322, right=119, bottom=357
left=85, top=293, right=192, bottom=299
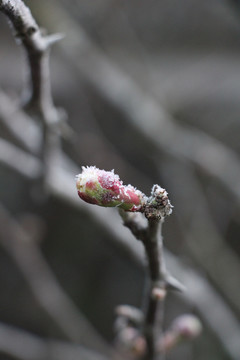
left=0, top=0, right=240, bottom=359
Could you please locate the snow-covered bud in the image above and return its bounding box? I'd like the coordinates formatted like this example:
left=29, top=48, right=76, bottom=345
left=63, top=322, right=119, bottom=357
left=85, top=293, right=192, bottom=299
left=76, top=166, right=147, bottom=211
left=145, top=184, right=173, bottom=220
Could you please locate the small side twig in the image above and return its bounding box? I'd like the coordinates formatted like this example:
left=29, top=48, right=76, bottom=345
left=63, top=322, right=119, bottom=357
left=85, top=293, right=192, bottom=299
left=0, top=204, right=114, bottom=356
left=0, top=320, right=109, bottom=360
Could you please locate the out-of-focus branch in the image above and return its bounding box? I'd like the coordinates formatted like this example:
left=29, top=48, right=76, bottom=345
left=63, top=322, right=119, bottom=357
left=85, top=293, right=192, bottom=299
left=0, top=0, right=65, bottom=189
left=0, top=139, right=240, bottom=359
left=0, top=0, right=62, bottom=119
left=33, top=0, right=240, bottom=206
left=0, top=137, right=41, bottom=179
left=0, top=321, right=109, bottom=360
left=0, top=204, right=115, bottom=357
left=0, top=91, right=41, bottom=154
left=159, top=158, right=240, bottom=317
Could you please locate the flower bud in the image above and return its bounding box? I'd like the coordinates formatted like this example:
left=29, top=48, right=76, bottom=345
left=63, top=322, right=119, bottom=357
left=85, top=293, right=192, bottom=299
left=76, top=166, right=146, bottom=211
left=158, top=315, right=202, bottom=353
left=171, top=314, right=202, bottom=340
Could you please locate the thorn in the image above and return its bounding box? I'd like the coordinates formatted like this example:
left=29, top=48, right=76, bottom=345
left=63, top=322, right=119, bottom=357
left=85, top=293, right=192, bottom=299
left=166, top=275, right=186, bottom=292
left=45, top=33, right=65, bottom=47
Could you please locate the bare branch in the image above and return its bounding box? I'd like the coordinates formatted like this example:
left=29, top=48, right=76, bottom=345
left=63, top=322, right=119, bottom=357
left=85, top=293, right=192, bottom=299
left=0, top=0, right=61, bottom=120
left=0, top=321, right=109, bottom=360
left=0, top=137, right=41, bottom=178
left=0, top=0, right=65, bottom=193
left=0, top=204, right=115, bottom=356
left=159, top=158, right=240, bottom=317
left=0, top=91, right=41, bottom=154
left=34, top=0, right=240, bottom=205
left=120, top=211, right=167, bottom=359
left=0, top=138, right=239, bottom=359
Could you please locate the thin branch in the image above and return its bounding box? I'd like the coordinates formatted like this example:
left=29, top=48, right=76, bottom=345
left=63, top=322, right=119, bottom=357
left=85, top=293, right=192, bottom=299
left=158, top=157, right=240, bottom=317
left=0, top=321, right=109, bottom=360
left=0, top=204, right=115, bottom=357
left=119, top=211, right=168, bottom=359
left=0, top=0, right=61, bottom=119
left=0, top=0, right=64, bottom=191
left=0, top=139, right=239, bottom=359
left=0, top=137, right=41, bottom=179
left=143, top=220, right=166, bottom=360
left=33, top=0, right=240, bottom=205
left=0, top=91, right=41, bottom=154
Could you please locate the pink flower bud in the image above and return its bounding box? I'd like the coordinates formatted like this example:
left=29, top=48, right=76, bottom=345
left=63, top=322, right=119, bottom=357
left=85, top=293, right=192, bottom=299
left=172, top=314, right=202, bottom=340
left=158, top=315, right=202, bottom=353
left=76, top=166, right=146, bottom=211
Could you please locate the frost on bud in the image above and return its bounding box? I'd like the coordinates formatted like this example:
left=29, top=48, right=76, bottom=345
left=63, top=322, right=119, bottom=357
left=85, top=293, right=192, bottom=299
left=145, top=184, right=173, bottom=220
left=76, top=166, right=146, bottom=211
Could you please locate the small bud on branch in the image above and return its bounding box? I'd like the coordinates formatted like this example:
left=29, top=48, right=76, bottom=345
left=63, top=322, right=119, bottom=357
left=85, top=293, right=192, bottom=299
left=76, top=166, right=147, bottom=211
left=171, top=314, right=202, bottom=340
left=158, top=314, right=202, bottom=353
left=76, top=167, right=173, bottom=220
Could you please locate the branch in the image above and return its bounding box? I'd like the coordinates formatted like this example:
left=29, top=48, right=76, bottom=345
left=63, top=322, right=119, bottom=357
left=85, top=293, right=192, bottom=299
left=0, top=0, right=65, bottom=192
left=0, top=0, right=62, bottom=120
left=0, top=137, right=41, bottom=179
left=120, top=214, right=167, bottom=359
left=143, top=220, right=166, bottom=360
left=0, top=204, right=115, bottom=357
left=0, top=321, right=109, bottom=360
left=33, top=0, right=240, bottom=205
left=158, top=157, right=240, bottom=317
left=0, top=139, right=239, bottom=359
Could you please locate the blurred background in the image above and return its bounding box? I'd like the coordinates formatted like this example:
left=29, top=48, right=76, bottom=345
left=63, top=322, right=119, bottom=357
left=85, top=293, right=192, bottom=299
left=0, top=0, right=240, bottom=359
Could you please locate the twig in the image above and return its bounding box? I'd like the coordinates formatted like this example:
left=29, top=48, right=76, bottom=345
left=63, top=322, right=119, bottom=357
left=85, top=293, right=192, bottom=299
left=33, top=0, right=240, bottom=205
left=143, top=220, right=166, bottom=360
left=0, top=321, right=109, bottom=360
left=120, top=211, right=170, bottom=360
left=0, top=204, right=115, bottom=356
left=0, top=0, right=61, bottom=118
left=0, top=137, right=41, bottom=179
left=158, top=157, right=240, bottom=316
left=0, top=91, right=41, bottom=154
left=0, top=139, right=239, bottom=359
left=0, top=0, right=64, bottom=188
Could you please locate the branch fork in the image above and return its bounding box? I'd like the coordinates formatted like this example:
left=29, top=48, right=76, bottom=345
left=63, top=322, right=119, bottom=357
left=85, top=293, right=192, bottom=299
left=75, top=167, right=196, bottom=359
